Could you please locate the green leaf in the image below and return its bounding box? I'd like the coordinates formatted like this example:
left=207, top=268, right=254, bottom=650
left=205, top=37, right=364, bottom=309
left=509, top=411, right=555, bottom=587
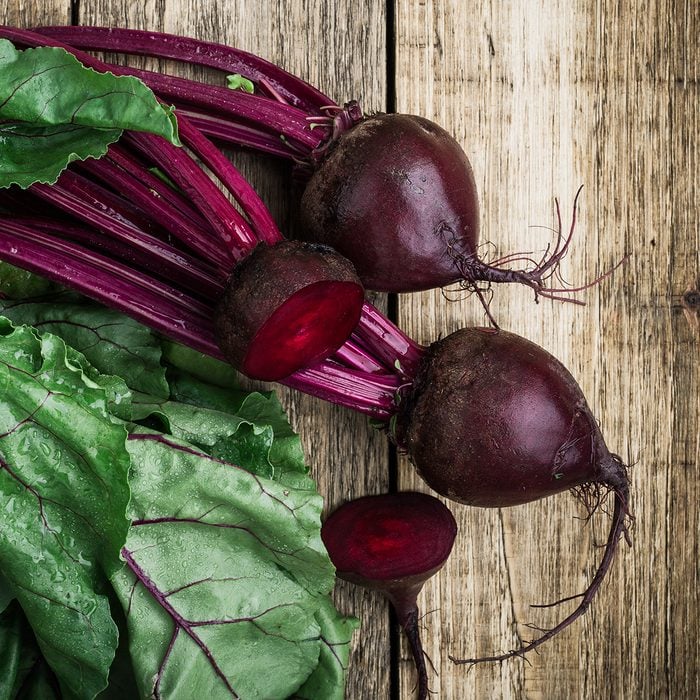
left=133, top=388, right=310, bottom=488
left=0, top=40, right=180, bottom=188
left=0, top=262, right=54, bottom=300
left=0, top=122, right=123, bottom=189
left=115, top=432, right=337, bottom=699
left=226, top=73, right=255, bottom=94
left=161, top=340, right=239, bottom=390
left=0, top=571, right=13, bottom=614
left=0, top=299, right=169, bottom=401
left=0, top=320, right=131, bottom=698
left=294, top=596, right=358, bottom=700
left=0, top=300, right=356, bottom=698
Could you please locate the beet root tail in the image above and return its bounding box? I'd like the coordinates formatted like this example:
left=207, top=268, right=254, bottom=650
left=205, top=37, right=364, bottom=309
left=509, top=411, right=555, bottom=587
left=449, top=475, right=631, bottom=666
left=401, top=607, right=430, bottom=700
left=452, top=187, right=627, bottom=324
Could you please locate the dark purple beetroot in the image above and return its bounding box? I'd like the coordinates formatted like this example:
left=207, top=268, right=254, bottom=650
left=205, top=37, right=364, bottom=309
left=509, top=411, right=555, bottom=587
left=301, top=113, right=480, bottom=292
left=396, top=327, right=627, bottom=507
left=322, top=492, right=457, bottom=700
left=300, top=112, right=584, bottom=304
left=396, top=327, right=630, bottom=662
left=213, top=239, right=364, bottom=381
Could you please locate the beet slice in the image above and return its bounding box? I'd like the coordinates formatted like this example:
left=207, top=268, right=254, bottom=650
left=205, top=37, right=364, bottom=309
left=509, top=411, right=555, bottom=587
left=213, top=240, right=364, bottom=381
left=322, top=492, right=458, bottom=700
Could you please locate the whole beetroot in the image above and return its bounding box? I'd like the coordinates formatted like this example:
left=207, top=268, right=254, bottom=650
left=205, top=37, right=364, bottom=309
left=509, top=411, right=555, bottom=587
left=300, top=112, right=584, bottom=308
left=396, top=327, right=630, bottom=662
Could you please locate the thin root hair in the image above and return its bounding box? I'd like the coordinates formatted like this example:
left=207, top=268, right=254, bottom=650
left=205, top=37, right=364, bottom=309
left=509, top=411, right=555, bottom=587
left=450, top=186, right=625, bottom=311
left=450, top=476, right=631, bottom=666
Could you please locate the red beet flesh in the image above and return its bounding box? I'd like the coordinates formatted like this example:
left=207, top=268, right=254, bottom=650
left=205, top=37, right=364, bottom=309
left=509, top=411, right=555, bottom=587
left=322, top=492, right=457, bottom=700
left=213, top=240, right=364, bottom=381
left=397, top=327, right=630, bottom=662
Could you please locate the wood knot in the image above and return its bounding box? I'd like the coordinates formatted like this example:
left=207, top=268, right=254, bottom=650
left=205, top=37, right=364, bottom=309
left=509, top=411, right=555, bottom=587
left=681, top=278, right=700, bottom=332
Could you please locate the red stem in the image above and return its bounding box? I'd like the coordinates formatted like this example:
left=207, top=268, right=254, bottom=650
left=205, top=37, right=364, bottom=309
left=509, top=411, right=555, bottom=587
left=0, top=27, right=326, bottom=156
left=177, top=117, right=282, bottom=245
left=30, top=176, right=222, bottom=299
left=0, top=219, right=217, bottom=353
left=34, top=25, right=334, bottom=113
left=81, top=150, right=226, bottom=265
left=126, top=132, right=257, bottom=262
left=179, top=110, right=300, bottom=158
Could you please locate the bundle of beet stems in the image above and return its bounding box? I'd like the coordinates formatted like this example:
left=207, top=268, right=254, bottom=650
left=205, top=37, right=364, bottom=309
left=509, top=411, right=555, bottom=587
left=0, top=26, right=631, bottom=700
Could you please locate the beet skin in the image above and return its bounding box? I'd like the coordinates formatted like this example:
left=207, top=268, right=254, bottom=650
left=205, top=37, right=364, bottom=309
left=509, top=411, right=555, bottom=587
left=213, top=240, right=364, bottom=381
left=300, top=113, right=480, bottom=292
left=397, top=327, right=626, bottom=507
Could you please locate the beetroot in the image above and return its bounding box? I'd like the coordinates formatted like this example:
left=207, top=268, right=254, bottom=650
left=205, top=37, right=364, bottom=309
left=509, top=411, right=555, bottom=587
left=322, top=492, right=457, bottom=700
left=300, top=112, right=579, bottom=301
left=301, top=114, right=479, bottom=292
left=213, top=240, right=364, bottom=381
left=396, top=327, right=630, bottom=661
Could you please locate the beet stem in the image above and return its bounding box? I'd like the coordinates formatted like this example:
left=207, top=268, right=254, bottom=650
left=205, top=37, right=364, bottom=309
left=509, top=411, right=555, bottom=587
left=177, top=117, right=282, bottom=245
left=83, top=149, right=226, bottom=265
left=283, top=364, right=400, bottom=417
left=450, top=480, right=630, bottom=665
left=0, top=27, right=260, bottom=262
left=0, top=219, right=219, bottom=355
left=114, top=65, right=322, bottom=149
left=354, top=302, right=426, bottom=377
left=178, top=110, right=301, bottom=158
left=126, top=132, right=256, bottom=262
left=29, top=178, right=223, bottom=299
left=1, top=27, right=330, bottom=157
left=34, top=25, right=333, bottom=113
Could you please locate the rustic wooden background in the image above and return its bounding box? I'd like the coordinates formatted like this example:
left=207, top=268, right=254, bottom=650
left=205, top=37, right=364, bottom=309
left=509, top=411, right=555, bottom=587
left=5, top=1, right=699, bottom=698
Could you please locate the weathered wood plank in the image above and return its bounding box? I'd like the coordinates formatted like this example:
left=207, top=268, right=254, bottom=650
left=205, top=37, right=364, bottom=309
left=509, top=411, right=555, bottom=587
left=2, top=1, right=69, bottom=27
left=395, top=1, right=698, bottom=698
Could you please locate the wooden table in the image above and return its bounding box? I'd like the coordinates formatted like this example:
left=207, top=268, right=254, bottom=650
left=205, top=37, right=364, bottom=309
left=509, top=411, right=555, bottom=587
left=5, top=1, right=698, bottom=698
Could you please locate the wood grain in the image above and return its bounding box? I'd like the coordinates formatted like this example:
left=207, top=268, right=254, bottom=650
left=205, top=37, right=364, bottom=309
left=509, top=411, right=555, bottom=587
left=6, top=0, right=699, bottom=698
left=395, top=1, right=699, bottom=699
left=2, top=2, right=69, bottom=29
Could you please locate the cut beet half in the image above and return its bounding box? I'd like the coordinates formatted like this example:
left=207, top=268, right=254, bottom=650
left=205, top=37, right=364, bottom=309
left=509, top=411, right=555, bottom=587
left=322, top=492, right=457, bottom=595
left=214, top=240, right=365, bottom=381
left=322, top=492, right=458, bottom=700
